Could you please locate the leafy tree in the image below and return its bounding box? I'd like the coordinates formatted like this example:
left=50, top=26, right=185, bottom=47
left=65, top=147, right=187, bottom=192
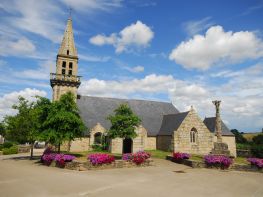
left=42, top=92, right=86, bottom=153
left=231, top=129, right=247, bottom=144
left=4, top=96, right=47, bottom=159
left=107, top=104, right=141, bottom=139
left=252, top=134, right=263, bottom=145
left=0, top=121, right=6, bottom=137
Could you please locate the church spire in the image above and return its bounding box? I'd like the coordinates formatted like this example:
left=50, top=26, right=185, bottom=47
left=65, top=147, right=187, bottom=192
left=58, top=17, right=77, bottom=57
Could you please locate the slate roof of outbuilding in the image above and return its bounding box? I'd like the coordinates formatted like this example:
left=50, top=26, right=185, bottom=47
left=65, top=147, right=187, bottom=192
left=203, top=117, right=234, bottom=136
left=158, top=112, right=190, bottom=136
left=77, top=95, right=179, bottom=136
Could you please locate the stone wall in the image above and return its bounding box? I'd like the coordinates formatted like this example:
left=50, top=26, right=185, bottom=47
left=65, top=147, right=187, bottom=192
left=52, top=85, right=78, bottom=101
left=157, top=136, right=172, bottom=151
left=61, top=138, right=90, bottom=152
left=146, top=137, right=156, bottom=150
left=172, top=109, right=214, bottom=155
left=110, top=125, right=148, bottom=154
left=214, top=136, right=237, bottom=157
left=89, top=123, right=107, bottom=146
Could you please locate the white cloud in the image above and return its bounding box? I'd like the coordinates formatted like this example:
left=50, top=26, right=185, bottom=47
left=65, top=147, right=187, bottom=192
left=182, top=17, right=214, bottom=36
left=0, top=88, right=47, bottom=120
left=123, top=65, right=144, bottom=73
left=78, top=66, right=263, bottom=131
left=169, top=26, right=263, bottom=70
left=60, top=0, right=123, bottom=13
left=0, top=37, right=36, bottom=57
left=89, top=21, right=154, bottom=53
left=79, top=54, right=111, bottom=62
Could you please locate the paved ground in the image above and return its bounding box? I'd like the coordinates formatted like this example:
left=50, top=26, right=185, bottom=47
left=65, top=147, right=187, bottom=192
left=0, top=153, right=262, bottom=197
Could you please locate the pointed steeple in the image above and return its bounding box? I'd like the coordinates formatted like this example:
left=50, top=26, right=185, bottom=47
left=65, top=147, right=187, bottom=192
left=58, top=17, right=77, bottom=57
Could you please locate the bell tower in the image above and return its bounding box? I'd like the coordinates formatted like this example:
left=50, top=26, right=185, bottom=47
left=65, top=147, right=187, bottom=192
left=50, top=16, right=81, bottom=101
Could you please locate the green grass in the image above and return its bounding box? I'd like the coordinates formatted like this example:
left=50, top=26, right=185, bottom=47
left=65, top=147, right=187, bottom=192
left=234, top=157, right=249, bottom=165
left=145, top=150, right=171, bottom=159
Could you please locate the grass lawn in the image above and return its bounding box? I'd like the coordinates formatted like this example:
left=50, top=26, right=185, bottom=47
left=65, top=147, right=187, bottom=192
left=145, top=150, right=171, bottom=159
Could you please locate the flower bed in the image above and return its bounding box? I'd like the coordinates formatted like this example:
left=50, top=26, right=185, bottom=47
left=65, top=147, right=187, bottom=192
left=247, top=158, right=263, bottom=168
left=41, top=148, right=76, bottom=168
left=88, top=153, right=115, bottom=165
left=173, top=152, right=190, bottom=160
left=204, top=155, right=233, bottom=169
left=122, top=151, right=151, bottom=165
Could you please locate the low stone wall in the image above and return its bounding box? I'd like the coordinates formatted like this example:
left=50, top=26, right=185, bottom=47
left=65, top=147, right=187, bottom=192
left=63, top=159, right=153, bottom=171
left=166, top=155, right=205, bottom=168
left=230, top=164, right=263, bottom=173
left=166, top=155, right=262, bottom=173
left=18, top=145, right=30, bottom=153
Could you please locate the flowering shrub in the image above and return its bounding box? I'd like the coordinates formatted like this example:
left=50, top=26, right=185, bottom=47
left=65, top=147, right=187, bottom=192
left=247, top=158, right=263, bottom=168
left=122, top=151, right=151, bottom=165
left=173, top=152, right=190, bottom=160
left=88, top=153, right=115, bottom=165
left=122, top=153, right=133, bottom=161
left=41, top=148, right=76, bottom=167
left=204, top=155, right=233, bottom=169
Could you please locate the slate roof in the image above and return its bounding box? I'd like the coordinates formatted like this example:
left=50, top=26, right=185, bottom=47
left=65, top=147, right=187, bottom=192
left=77, top=95, right=179, bottom=136
left=203, top=117, right=234, bottom=136
left=158, top=112, right=189, bottom=136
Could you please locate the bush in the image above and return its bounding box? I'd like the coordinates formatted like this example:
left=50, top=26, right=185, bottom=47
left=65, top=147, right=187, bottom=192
left=247, top=158, right=263, bottom=168
left=173, top=152, right=190, bottom=160
left=41, top=148, right=76, bottom=167
left=3, top=146, right=18, bottom=155
left=251, top=145, right=263, bottom=158
left=252, top=134, right=263, bottom=145
left=122, top=151, right=151, bottom=165
left=204, top=155, right=233, bottom=169
left=88, top=153, right=115, bottom=165
left=0, top=144, right=3, bottom=151
left=3, top=142, right=14, bottom=149
left=91, top=144, right=103, bottom=151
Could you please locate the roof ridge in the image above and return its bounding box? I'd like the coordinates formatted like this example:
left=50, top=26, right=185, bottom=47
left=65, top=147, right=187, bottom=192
left=79, top=95, right=173, bottom=104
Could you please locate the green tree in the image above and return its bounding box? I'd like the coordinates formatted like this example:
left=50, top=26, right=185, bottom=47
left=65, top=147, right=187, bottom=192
left=252, top=134, right=263, bottom=145
left=107, top=104, right=141, bottom=139
left=42, top=92, right=86, bottom=153
left=231, top=129, right=247, bottom=144
left=0, top=121, right=6, bottom=137
left=4, top=96, right=49, bottom=159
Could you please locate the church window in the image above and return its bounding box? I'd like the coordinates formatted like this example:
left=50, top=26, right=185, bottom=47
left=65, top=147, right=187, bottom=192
left=190, top=128, right=197, bottom=143
left=69, top=70, right=72, bottom=75
left=62, top=69, right=65, bottom=75
left=67, top=50, right=69, bottom=55
left=69, top=62, right=73, bottom=69
left=62, top=61, right=66, bottom=68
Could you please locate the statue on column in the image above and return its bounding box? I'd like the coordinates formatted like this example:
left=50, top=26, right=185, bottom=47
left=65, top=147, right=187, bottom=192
left=212, top=100, right=222, bottom=143
left=211, top=100, right=230, bottom=156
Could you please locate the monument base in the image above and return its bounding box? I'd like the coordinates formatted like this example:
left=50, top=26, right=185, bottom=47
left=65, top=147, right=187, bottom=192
left=211, top=142, right=230, bottom=156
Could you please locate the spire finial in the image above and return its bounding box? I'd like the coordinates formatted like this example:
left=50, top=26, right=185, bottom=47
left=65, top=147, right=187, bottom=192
left=69, top=7, right=72, bottom=19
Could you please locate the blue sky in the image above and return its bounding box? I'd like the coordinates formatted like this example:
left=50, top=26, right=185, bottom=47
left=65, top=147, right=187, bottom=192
left=0, top=0, right=263, bottom=132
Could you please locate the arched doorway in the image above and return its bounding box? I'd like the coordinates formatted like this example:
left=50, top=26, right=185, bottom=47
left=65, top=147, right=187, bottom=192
left=94, top=132, right=102, bottom=144
left=123, top=138, right=133, bottom=153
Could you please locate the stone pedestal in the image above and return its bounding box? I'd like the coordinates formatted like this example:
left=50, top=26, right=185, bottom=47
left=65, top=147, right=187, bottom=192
left=211, top=142, right=230, bottom=156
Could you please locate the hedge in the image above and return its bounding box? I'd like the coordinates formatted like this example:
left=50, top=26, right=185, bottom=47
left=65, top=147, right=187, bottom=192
left=3, top=146, right=18, bottom=155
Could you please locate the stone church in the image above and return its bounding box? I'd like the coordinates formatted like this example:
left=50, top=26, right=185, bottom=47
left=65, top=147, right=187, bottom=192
left=51, top=17, right=236, bottom=157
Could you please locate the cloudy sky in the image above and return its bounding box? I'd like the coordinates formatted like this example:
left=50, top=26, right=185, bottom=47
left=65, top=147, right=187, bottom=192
left=0, top=0, right=262, bottom=132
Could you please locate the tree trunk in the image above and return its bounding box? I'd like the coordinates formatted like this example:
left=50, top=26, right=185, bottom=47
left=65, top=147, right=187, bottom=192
left=67, top=140, right=71, bottom=152
left=30, top=143, right=34, bottom=160
left=58, top=142, right=60, bottom=153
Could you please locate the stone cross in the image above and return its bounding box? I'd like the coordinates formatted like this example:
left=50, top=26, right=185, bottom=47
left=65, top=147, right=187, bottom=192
left=212, top=100, right=222, bottom=143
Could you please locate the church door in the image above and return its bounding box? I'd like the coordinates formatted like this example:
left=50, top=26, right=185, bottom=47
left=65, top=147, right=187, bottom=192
left=123, top=138, right=133, bottom=153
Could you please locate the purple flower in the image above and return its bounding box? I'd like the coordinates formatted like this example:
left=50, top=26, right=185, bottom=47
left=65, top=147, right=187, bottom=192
left=173, top=152, right=190, bottom=160
left=88, top=153, right=115, bottom=165
left=204, top=155, right=232, bottom=169
left=247, top=158, right=263, bottom=168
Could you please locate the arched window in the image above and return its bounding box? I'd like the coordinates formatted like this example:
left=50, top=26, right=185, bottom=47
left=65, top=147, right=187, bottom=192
left=190, top=128, right=197, bottom=143
left=94, top=132, right=102, bottom=144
